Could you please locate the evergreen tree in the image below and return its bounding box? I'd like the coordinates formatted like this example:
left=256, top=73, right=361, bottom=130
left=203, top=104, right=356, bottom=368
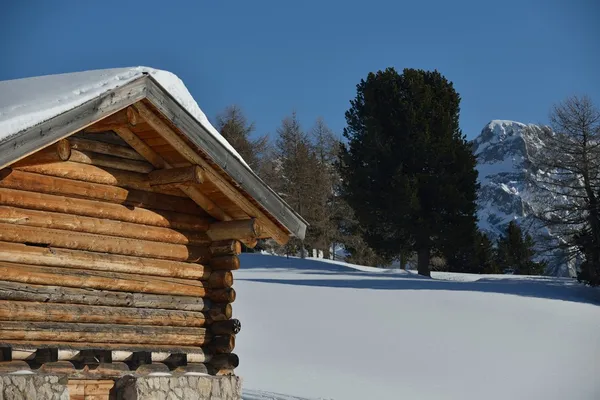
left=496, top=221, right=545, bottom=275
left=338, top=68, right=479, bottom=276
left=273, top=112, right=317, bottom=257
left=446, top=231, right=497, bottom=274
left=476, top=232, right=498, bottom=274
left=308, top=118, right=339, bottom=257
left=215, top=105, right=269, bottom=172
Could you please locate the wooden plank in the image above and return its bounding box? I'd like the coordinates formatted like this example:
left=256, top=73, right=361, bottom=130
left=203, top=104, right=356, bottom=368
left=0, top=187, right=213, bottom=231
left=14, top=161, right=183, bottom=197
left=0, top=223, right=210, bottom=262
left=0, top=261, right=207, bottom=297
left=0, top=169, right=205, bottom=215
left=0, top=206, right=211, bottom=247
left=68, top=136, right=145, bottom=161
left=0, top=300, right=207, bottom=327
left=0, top=281, right=211, bottom=311
left=0, top=242, right=209, bottom=279
left=0, top=77, right=147, bottom=170
left=134, top=101, right=291, bottom=244
left=69, top=149, right=154, bottom=173
left=0, top=321, right=208, bottom=346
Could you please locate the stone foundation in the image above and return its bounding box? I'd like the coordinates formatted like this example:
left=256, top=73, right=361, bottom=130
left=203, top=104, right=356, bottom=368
left=113, top=375, right=241, bottom=400
left=0, top=374, right=69, bottom=400
left=0, top=373, right=241, bottom=400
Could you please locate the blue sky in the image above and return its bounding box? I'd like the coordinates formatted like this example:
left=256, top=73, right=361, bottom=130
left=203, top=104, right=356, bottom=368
left=1, top=0, right=598, bottom=141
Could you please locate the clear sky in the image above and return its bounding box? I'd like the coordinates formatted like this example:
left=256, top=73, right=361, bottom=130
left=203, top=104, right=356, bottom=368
left=1, top=0, right=598, bottom=140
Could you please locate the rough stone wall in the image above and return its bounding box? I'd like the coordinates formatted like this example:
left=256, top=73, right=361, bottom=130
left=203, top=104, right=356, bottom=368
left=0, top=374, right=69, bottom=400
left=113, top=375, right=242, bottom=400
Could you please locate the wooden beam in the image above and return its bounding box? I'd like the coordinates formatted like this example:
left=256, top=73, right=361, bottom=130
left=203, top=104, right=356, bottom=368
left=181, top=185, right=231, bottom=221
left=3, top=341, right=212, bottom=361
left=112, top=126, right=167, bottom=169
left=0, top=321, right=208, bottom=346
left=207, top=218, right=263, bottom=241
left=0, top=206, right=211, bottom=247
left=0, top=261, right=207, bottom=297
left=208, top=271, right=233, bottom=289
left=133, top=101, right=290, bottom=244
left=68, top=137, right=145, bottom=161
left=0, top=169, right=205, bottom=215
left=210, top=320, right=241, bottom=336
left=14, top=161, right=182, bottom=197
left=0, top=242, right=209, bottom=280
left=0, top=281, right=212, bottom=312
left=0, top=300, right=207, bottom=327
left=0, top=187, right=212, bottom=232
left=209, top=256, right=240, bottom=271
left=149, top=165, right=203, bottom=186
left=83, top=109, right=131, bottom=133
left=208, top=288, right=236, bottom=304
left=0, top=223, right=211, bottom=262
left=69, top=149, right=154, bottom=173
left=11, top=140, right=71, bottom=167
left=208, top=335, right=235, bottom=354
left=112, top=126, right=231, bottom=221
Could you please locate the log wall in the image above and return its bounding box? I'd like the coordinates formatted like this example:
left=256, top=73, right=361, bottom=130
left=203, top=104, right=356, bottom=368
left=0, top=134, right=247, bottom=376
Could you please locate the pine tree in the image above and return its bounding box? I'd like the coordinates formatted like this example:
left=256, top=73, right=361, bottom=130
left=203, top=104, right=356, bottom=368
left=215, top=105, right=269, bottom=172
left=273, top=112, right=316, bottom=256
left=309, top=118, right=339, bottom=257
left=338, top=68, right=479, bottom=276
left=496, top=221, right=545, bottom=275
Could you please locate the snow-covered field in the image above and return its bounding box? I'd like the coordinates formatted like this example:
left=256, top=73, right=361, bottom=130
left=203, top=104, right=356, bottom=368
left=233, top=254, right=600, bottom=400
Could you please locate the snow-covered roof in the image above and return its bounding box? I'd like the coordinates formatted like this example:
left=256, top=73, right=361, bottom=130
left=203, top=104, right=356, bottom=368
left=0, top=67, right=248, bottom=168
left=0, top=67, right=308, bottom=240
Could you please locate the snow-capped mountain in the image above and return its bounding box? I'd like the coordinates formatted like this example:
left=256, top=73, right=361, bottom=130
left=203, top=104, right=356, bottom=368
left=473, top=120, right=575, bottom=277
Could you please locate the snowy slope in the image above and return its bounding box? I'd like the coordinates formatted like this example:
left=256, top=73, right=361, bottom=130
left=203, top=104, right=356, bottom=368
left=234, top=254, right=600, bottom=400
left=0, top=67, right=249, bottom=168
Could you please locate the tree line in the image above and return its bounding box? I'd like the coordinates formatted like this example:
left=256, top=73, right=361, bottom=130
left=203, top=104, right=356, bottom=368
left=214, top=69, right=599, bottom=285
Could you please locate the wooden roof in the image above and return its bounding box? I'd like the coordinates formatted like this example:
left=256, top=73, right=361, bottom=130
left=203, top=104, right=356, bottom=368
left=0, top=71, right=307, bottom=243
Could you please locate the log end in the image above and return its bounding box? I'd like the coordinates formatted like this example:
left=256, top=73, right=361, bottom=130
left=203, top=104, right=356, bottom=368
left=57, top=139, right=72, bottom=161
left=127, top=106, right=140, bottom=126
left=209, top=335, right=235, bottom=354
left=209, top=256, right=240, bottom=271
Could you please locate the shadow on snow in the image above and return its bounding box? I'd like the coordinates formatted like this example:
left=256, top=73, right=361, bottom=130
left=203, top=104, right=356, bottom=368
left=238, top=254, right=600, bottom=306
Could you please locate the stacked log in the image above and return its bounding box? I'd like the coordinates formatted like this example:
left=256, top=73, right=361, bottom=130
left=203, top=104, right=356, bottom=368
left=0, top=131, right=258, bottom=376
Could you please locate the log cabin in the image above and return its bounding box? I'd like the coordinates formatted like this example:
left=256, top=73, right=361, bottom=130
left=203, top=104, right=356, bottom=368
left=0, top=67, right=307, bottom=399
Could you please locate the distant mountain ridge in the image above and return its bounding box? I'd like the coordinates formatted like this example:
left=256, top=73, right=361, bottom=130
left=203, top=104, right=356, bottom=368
left=472, top=120, right=575, bottom=277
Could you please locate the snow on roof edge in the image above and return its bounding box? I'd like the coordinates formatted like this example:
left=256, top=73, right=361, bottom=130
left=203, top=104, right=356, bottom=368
left=0, top=66, right=250, bottom=168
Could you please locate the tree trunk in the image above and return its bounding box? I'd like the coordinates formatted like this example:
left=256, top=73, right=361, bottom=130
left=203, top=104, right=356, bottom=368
left=417, top=247, right=431, bottom=277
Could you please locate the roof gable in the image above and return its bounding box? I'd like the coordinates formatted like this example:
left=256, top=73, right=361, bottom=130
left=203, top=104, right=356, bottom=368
left=0, top=68, right=307, bottom=242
